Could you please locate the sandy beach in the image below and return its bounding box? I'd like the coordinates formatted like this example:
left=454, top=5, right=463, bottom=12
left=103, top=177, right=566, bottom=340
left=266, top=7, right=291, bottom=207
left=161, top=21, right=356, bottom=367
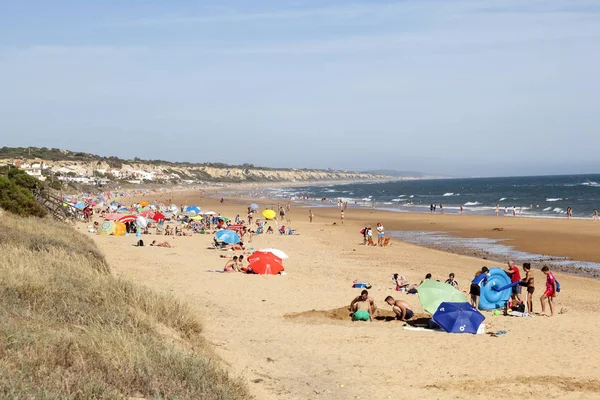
left=84, top=190, right=600, bottom=399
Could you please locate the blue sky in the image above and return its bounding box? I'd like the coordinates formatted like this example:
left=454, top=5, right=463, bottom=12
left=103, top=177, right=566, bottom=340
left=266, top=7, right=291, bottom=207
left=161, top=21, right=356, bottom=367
left=1, top=0, right=599, bottom=176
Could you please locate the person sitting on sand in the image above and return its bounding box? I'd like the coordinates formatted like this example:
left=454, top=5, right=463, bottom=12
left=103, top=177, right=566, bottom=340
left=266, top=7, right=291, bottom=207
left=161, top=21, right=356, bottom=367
left=392, top=273, right=409, bottom=291
left=224, top=256, right=238, bottom=273
left=349, top=290, right=377, bottom=322
left=445, top=273, right=459, bottom=289
left=266, top=226, right=274, bottom=234
left=470, top=267, right=489, bottom=309
left=150, top=240, right=172, bottom=248
left=385, top=296, right=414, bottom=321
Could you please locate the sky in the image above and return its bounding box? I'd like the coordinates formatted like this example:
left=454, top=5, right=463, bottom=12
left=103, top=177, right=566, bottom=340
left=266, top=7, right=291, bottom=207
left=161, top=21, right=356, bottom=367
left=1, top=0, right=599, bottom=177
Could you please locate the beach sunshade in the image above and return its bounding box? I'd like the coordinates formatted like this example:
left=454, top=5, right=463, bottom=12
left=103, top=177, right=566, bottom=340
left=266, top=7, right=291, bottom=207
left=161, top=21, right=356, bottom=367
left=203, top=211, right=216, bottom=215
left=103, top=213, right=122, bottom=221
left=262, top=209, right=277, bottom=220
left=248, top=253, right=284, bottom=275
left=418, top=279, right=468, bottom=315
left=258, top=248, right=289, bottom=259
left=113, top=221, right=127, bottom=236
left=250, top=203, right=259, bottom=211
left=185, top=205, right=201, bottom=214
left=432, top=302, right=485, bottom=334
left=214, top=230, right=241, bottom=245
left=118, top=215, right=137, bottom=223
left=99, top=221, right=116, bottom=236
left=136, top=216, right=148, bottom=229
left=140, top=201, right=149, bottom=207
left=190, top=215, right=203, bottom=220
left=152, top=212, right=166, bottom=222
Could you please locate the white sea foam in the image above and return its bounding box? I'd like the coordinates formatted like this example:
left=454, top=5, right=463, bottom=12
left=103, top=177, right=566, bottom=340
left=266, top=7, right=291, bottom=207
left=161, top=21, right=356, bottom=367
left=553, top=208, right=566, bottom=214
left=399, top=195, right=406, bottom=197
left=443, top=193, right=454, bottom=196
left=546, top=198, right=563, bottom=202
left=464, top=202, right=481, bottom=206
left=543, top=207, right=552, bottom=211
left=499, top=198, right=507, bottom=202
left=361, top=198, right=371, bottom=201
left=391, top=199, right=402, bottom=202
left=409, top=195, right=414, bottom=198
left=383, top=202, right=393, bottom=205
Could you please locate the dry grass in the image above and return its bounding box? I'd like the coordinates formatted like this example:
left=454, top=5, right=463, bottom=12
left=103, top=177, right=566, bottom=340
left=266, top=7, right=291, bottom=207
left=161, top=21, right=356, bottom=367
left=0, top=214, right=252, bottom=400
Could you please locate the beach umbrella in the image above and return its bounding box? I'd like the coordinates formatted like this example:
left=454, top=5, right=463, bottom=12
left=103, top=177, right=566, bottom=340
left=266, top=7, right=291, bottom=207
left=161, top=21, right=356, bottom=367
left=169, top=204, right=179, bottom=212
left=99, top=221, right=116, bottom=236
left=262, top=209, right=276, bottom=220
left=258, top=248, right=289, bottom=259
left=247, top=252, right=284, bottom=275
left=203, top=211, right=216, bottom=215
left=140, top=201, right=149, bottom=207
left=418, top=279, right=468, bottom=315
left=250, top=203, right=259, bottom=211
left=214, top=230, right=241, bottom=245
left=136, top=216, right=148, bottom=229
left=432, top=302, right=485, bottom=334
left=185, top=206, right=201, bottom=214
left=118, top=215, right=137, bottom=223
left=152, top=212, right=166, bottom=222
left=190, top=215, right=203, bottom=220
left=113, top=221, right=127, bottom=236
left=73, top=202, right=86, bottom=209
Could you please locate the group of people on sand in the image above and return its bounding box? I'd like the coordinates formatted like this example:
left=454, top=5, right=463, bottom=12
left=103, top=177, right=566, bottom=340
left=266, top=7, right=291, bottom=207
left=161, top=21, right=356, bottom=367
left=349, top=290, right=415, bottom=322
left=469, top=262, right=558, bottom=316
left=361, top=223, right=390, bottom=246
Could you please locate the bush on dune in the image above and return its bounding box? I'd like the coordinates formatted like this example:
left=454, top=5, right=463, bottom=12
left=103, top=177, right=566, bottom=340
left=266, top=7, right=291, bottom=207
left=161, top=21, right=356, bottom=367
left=0, top=215, right=251, bottom=400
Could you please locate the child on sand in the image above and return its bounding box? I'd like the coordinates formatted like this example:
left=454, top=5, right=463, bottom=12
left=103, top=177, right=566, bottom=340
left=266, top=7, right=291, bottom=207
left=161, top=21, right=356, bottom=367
left=540, top=266, right=557, bottom=316
left=445, top=273, right=459, bottom=289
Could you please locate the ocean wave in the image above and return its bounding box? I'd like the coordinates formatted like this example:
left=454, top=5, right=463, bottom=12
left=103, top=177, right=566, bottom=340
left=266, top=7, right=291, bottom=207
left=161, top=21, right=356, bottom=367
left=546, top=198, right=563, bottom=202
left=543, top=207, right=552, bottom=211
left=443, top=193, right=454, bottom=196
left=391, top=198, right=403, bottom=202
left=553, top=208, right=566, bottom=214
left=499, top=198, right=506, bottom=202
left=464, top=202, right=481, bottom=206
left=409, top=195, right=414, bottom=198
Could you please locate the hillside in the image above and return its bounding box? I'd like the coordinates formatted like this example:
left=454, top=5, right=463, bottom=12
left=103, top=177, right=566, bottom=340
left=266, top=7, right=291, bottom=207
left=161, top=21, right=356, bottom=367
left=0, top=214, right=250, bottom=399
left=1, top=147, right=391, bottom=183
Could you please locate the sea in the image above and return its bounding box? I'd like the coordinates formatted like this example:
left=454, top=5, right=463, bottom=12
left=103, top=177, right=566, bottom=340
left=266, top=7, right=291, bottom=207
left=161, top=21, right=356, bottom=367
left=256, top=174, right=600, bottom=275
left=263, top=174, right=600, bottom=219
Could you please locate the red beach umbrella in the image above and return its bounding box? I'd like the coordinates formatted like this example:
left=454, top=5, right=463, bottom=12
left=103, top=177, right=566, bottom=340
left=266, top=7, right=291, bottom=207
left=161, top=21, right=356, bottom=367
left=247, top=251, right=284, bottom=275
left=118, top=215, right=137, bottom=223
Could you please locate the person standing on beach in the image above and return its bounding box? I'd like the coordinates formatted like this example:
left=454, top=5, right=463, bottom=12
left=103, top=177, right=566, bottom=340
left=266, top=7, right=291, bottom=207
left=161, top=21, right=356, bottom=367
left=496, top=203, right=499, bottom=216
left=440, top=204, right=444, bottom=214
left=505, top=260, right=522, bottom=303
left=340, top=210, right=344, bottom=225
left=594, top=209, right=599, bottom=221
left=309, top=209, right=313, bottom=223
left=521, top=263, right=535, bottom=313
left=512, top=206, right=516, bottom=217
left=376, top=222, right=384, bottom=246
left=460, top=205, right=464, bottom=215
left=430, top=203, right=434, bottom=214
left=540, top=266, right=557, bottom=316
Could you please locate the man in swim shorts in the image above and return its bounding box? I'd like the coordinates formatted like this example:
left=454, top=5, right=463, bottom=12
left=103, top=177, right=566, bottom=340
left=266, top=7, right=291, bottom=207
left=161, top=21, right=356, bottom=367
left=349, top=290, right=377, bottom=322
left=385, top=296, right=414, bottom=321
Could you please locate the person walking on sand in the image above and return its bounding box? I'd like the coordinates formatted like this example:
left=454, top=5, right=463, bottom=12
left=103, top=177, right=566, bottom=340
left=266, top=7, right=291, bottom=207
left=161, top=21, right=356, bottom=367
left=349, top=290, right=377, bottom=321
left=505, top=260, right=522, bottom=303
left=376, top=222, right=385, bottom=246
left=540, top=266, right=557, bottom=316
left=594, top=209, right=599, bottom=221
left=340, top=210, right=344, bottom=225
left=521, top=263, right=535, bottom=313
left=496, top=203, right=499, bottom=216
left=512, top=206, right=516, bottom=217
left=440, top=204, right=444, bottom=214
left=460, top=205, right=464, bottom=215
left=430, top=203, right=434, bottom=214
left=385, top=296, right=414, bottom=321
left=470, top=267, right=489, bottom=309
left=309, top=209, right=314, bottom=223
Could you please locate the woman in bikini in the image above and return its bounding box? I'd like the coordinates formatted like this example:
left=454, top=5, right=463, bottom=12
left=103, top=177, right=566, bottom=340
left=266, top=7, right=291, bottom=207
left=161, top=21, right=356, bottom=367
left=521, top=263, right=535, bottom=313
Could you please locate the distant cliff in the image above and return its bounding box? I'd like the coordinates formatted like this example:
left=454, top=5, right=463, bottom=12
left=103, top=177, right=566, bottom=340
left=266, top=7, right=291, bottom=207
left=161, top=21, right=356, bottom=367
left=0, top=147, right=392, bottom=183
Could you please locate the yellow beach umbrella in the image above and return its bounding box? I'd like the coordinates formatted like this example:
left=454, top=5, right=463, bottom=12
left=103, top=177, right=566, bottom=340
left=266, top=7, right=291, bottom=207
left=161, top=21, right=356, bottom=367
left=99, top=221, right=116, bottom=236
left=113, top=221, right=127, bottom=236
left=262, top=209, right=276, bottom=220
left=140, top=201, right=149, bottom=207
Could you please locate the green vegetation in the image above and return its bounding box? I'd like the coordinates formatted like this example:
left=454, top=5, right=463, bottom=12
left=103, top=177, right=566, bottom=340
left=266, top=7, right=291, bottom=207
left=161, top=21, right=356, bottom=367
left=0, top=166, right=47, bottom=218
left=0, top=214, right=251, bottom=399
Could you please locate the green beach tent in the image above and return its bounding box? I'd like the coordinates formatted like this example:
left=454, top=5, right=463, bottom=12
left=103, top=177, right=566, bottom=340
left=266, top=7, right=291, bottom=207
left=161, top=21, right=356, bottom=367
left=418, top=279, right=468, bottom=314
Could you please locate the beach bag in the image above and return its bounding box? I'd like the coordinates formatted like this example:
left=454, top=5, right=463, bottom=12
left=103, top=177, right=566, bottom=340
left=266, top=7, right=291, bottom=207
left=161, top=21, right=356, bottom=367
left=137, top=240, right=144, bottom=247
left=360, top=228, right=365, bottom=234
left=556, top=280, right=561, bottom=293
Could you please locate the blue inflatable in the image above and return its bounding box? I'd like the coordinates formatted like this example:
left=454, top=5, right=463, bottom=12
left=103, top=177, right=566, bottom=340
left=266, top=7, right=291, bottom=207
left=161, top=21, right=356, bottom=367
left=478, top=268, right=511, bottom=310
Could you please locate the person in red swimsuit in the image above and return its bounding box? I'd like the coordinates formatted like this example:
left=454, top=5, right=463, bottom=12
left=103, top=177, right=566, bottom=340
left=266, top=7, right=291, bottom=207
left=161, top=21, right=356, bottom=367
left=540, top=266, right=557, bottom=316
